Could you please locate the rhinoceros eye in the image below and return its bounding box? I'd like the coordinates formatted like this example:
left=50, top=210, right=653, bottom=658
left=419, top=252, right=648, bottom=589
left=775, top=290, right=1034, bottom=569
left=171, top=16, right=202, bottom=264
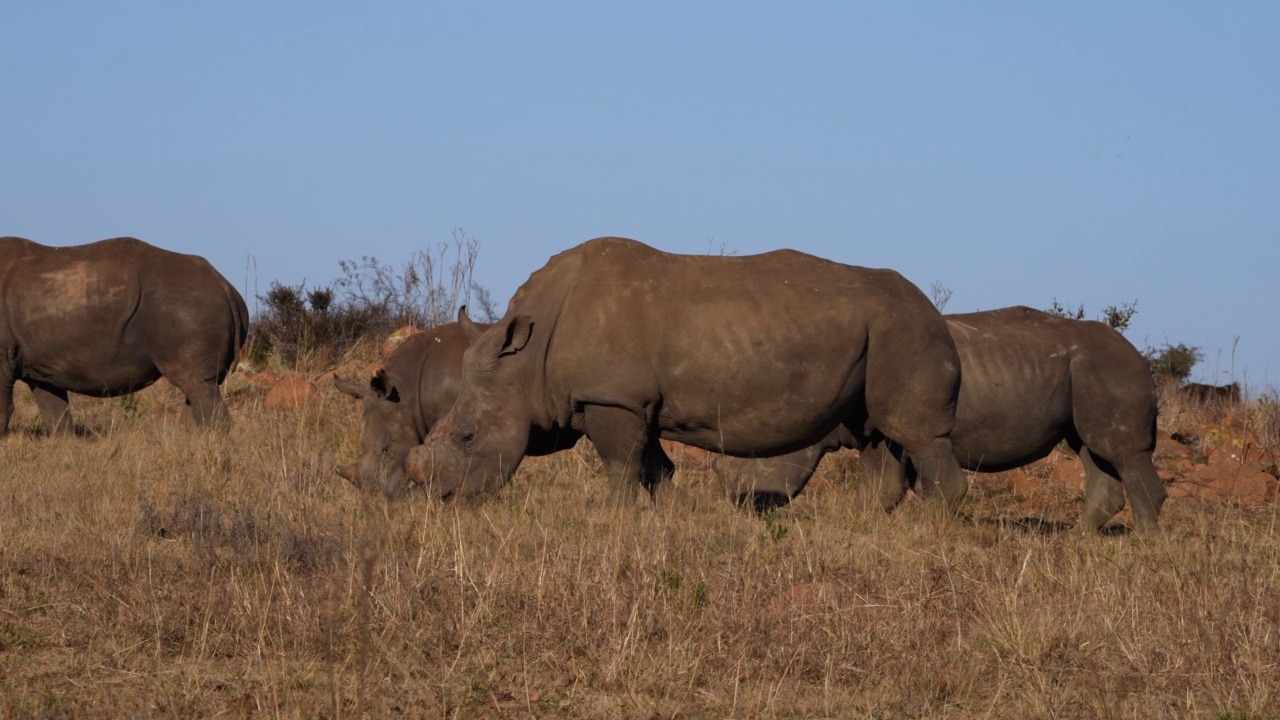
left=455, top=426, right=477, bottom=447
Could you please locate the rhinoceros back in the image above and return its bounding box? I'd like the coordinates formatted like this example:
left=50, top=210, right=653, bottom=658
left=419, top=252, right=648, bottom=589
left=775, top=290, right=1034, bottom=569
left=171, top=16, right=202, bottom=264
left=508, top=236, right=959, bottom=457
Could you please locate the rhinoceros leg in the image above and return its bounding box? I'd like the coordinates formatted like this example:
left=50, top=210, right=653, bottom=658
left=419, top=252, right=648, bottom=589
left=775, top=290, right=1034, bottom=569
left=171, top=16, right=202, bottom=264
left=711, top=443, right=826, bottom=511
left=900, top=439, right=967, bottom=512
left=863, top=330, right=968, bottom=512
left=856, top=435, right=911, bottom=512
left=0, top=372, right=14, bottom=435
left=1113, top=451, right=1165, bottom=534
left=28, top=382, right=73, bottom=436
left=583, top=404, right=671, bottom=506
left=1075, top=446, right=1165, bottom=534
left=1076, top=446, right=1128, bottom=532
left=179, top=380, right=230, bottom=427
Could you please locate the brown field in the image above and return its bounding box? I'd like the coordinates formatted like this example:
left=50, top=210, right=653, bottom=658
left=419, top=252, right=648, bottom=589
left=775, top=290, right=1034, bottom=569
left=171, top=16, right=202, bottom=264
left=2, top=371, right=1278, bottom=719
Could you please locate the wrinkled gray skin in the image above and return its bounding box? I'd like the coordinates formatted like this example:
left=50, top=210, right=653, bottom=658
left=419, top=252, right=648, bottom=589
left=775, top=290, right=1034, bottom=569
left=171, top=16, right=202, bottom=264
left=716, top=306, right=1167, bottom=533
left=405, top=237, right=967, bottom=509
left=0, top=236, right=248, bottom=434
left=336, top=322, right=581, bottom=498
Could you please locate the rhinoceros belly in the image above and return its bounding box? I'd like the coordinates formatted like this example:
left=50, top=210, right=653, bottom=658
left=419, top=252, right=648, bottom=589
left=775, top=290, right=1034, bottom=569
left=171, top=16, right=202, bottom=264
left=22, top=351, right=161, bottom=397
left=948, top=386, right=1073, bottom=472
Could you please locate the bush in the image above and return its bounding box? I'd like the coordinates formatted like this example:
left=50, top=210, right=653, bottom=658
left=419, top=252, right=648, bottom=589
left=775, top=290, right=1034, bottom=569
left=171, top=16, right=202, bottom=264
left=1146, top=343, right=1204, bottom=381
left=333, top=227, right=497, bottom=329
left=245, top=280, right=396, bottom=369
left=246, top=228, right=498, bottom=370
left=1046, top=299, right=1138, bottom=334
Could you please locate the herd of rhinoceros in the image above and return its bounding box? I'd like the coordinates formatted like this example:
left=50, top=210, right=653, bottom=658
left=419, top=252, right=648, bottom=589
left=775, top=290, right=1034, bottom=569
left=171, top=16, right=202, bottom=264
left=3, top=235, right=1171, bottom=532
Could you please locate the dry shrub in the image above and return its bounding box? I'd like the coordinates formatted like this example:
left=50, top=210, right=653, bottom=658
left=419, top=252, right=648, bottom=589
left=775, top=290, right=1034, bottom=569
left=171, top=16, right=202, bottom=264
left=246, top=228, right=498, bottom=373
left=1, top=382, right=1278, bottom=718
left=1251, top=391, right=1280, bottom=453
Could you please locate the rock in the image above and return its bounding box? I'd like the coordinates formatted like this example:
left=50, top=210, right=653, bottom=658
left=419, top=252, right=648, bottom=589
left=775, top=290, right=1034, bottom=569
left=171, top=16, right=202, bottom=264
left=1163, top=458, right=1197, bottom=480
left=1007, top=470, right=1040, bottom=496
left=1155, top=431, right=1195, bottom=461
left=244, top=370, right=282, bottom=392
left=1170, top=462, right=1277, bottom=504
left=265, top=373, right=317, bottom=410
left=1048, top=456, right=1084, bottom=489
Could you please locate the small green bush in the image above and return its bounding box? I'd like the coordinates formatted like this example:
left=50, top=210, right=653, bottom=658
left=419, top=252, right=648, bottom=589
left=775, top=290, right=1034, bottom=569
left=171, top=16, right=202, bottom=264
left=1146, top=343, right=1203, bottom=381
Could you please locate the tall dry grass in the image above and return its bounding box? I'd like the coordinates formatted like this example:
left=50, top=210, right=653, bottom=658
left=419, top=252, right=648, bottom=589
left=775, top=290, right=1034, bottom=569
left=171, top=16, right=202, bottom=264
left=1, top=380, right=1278, bottom=719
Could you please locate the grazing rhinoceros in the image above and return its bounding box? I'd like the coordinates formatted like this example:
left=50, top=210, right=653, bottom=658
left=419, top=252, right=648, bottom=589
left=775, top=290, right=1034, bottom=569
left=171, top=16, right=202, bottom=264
left=1176, top=381, right=1241, bottom=406
left=0, top=236, right=248, bottom=434
left=714, top=306, right=1167, bottom=533
left=404, top=237, right=967, bottom=509
left=335, top=322, right=581, bottom=497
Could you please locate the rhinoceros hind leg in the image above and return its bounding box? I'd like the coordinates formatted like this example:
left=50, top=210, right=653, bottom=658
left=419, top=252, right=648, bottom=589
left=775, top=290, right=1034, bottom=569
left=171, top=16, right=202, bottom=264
left=901, top=437, right=967, bottom=513
left=181, top=380, right=230, bottom=427
left=1115, top=451, right=1166, bottom=534
left=29, top=382, right=73, bottom=436
left=714, top=442, right=829, bottom=513
left=1075, top=446, right=1165, bottom=534
left=1076, top=446, right=1127, bottom=532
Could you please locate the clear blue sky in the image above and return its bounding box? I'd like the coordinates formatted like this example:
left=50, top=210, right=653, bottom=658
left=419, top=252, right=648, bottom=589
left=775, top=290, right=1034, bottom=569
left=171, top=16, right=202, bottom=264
left=3, top=3, right=1276, bottom=388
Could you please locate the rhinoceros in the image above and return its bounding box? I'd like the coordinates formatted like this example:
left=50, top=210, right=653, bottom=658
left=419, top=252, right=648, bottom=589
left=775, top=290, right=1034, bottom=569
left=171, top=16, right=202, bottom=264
left=335, top=322, right=581, bottom=497
left=0, top=236, right=248, bottom=434
left=404, top=237, right=968, bottom=509
left=714, top=306, right=1167, bottom=532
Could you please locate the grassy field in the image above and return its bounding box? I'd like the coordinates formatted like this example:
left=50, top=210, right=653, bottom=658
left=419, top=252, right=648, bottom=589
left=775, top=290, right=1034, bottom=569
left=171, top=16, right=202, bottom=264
left=1, top=376, right=1278, bottom=719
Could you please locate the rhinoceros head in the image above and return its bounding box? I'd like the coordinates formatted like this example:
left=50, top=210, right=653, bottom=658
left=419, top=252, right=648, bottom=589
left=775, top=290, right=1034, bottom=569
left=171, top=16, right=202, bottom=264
left=335, top=368, right=423, bottom=497
left=404, top=309, right=534, bottom=500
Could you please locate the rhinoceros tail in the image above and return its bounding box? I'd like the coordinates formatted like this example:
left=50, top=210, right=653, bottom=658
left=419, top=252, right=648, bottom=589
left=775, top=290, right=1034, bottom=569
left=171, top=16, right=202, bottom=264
left=227, top=282, right=251, bottom=373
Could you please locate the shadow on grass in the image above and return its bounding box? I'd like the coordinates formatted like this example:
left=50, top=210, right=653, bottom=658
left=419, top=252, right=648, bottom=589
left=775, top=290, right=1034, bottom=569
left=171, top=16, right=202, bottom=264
left=973, top=515, right=1133, bottom=536
left=18, top=423, right=99, bottom=440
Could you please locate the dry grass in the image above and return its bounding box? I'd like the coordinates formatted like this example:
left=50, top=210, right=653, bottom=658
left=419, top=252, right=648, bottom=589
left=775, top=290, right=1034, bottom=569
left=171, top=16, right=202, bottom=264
left=2, top=382, right=1279, bottom=719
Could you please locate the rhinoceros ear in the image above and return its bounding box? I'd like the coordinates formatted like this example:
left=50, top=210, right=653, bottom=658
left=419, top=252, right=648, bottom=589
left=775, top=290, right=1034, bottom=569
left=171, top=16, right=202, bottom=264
left=370, top=369, right=401, bottom=403
left=474, top=314, right=534, bottom=368
left=499, top=315, right=533, bottom=356
left=459, top=305, right=484, bottom=342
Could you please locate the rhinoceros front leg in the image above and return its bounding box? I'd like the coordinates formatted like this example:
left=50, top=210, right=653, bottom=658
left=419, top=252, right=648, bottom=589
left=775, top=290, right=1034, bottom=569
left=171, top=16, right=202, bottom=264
left=27, top=381, right=73, bottom=436
left=583, top=404, right=669, bottom=507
